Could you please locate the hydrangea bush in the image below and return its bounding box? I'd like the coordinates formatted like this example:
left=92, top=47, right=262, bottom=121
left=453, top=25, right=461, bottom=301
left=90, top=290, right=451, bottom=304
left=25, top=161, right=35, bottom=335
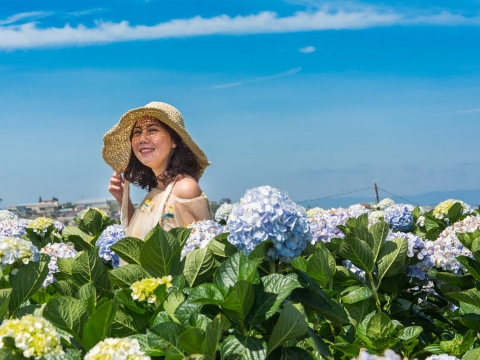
left=226, top=185, right=311, bottom=262
left=40, top=242, right=77, bottom=286
left=0, top=236, right=39, bottom=270
left=383, top=204, right=414, bottom=231
left=182, top=220, right=225, bottom=259
left=96, top=224, right=124, bottom=268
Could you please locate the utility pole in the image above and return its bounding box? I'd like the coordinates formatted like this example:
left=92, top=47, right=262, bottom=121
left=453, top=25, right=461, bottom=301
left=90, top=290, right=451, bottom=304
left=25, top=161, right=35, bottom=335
left=374, top=183, right=380, bottom=204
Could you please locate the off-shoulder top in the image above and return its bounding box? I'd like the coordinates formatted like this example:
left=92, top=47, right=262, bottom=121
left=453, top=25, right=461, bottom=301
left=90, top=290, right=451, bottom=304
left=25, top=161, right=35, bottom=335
left=122, top=178, right=213, bottom=241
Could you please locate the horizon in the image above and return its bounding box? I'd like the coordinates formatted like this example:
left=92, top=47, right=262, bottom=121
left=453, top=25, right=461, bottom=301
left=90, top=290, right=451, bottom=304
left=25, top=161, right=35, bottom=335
left=1, top=0, right=480, bottom=208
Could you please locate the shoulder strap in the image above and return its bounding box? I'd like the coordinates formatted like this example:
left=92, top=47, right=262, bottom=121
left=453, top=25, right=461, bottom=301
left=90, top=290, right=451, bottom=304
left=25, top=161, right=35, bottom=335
left=158, top=176, right=178, bottom=227
left=121, top=179, right=130, bottom=229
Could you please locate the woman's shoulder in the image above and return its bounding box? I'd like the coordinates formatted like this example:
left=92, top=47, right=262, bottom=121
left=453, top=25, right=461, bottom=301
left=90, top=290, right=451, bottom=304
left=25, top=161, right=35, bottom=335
left=171, top=175, right=202, bottom=200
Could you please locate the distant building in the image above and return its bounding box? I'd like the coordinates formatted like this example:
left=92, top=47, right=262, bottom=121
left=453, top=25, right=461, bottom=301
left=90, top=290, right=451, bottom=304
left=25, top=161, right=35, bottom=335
left=8, top=199, right=59, bottom=217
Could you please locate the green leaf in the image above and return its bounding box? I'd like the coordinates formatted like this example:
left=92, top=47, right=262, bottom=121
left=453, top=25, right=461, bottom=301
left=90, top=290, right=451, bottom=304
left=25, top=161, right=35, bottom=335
left=111, top=308, right=148, bottom=337
left=290, top=287, right=349, bottom=324
left=365, top=312, right=396, bottom=341
left=214, top=252, right=260, bottom=291
left=341, top=287, right=374, bottom=304
left=82, top=208, right=105, bottom=237
left=306, top=242, right=336, bottom=286
left=184, top=247, right=216, bottom=287
left=168, top=227, right=192, bottom=248
left=447, top=202, right=464, bottom=224
left=0, top=289, right=11, bottom=321
left=110, top=237, right=144, bottom=265
left=396, top=326, right=422, bottom=343
left=434, top=271, right=474, bottom=288
left=52, top=280, right=78, bottom=297
left=140, top=224, right=182, bottom=277
left=208, top=238, right=237, bottom=258
left=249, top=273, right=301, bottom=326
left=188, top=284, right=225, bottom=305
left=202, top=313, right=231, bottom=357
left=345, top=299, right=372, bottom=327
left=272, top=347, right=314, bottom=360
left=188, top=313, right=212, bottom=331
left=71, top=250, right=104, bottom=286
left=43, top=296, right=89, bottom=345
left=56, top=257, right=75, bottom=275
left=463, top=347, right=480, bottom=360
left=448, top=288, right=480, bottom=307
left=457, top=256, right=480, bottom=282
left=267, top=303, right=308, bottom=354
left=306, top=328, right=333, bottom=360
left=221, top=334, right=267, bottom=360
left=289, top=257, right=307, bottom=272
left=425, top=217, right=440, bottom=232
left=248, top=241, right=272, bottom=260
left=9, top=253, right=49, bottom=317
left=164, top=291, right=185, bottom=323
left=82, top=300, right=116, bottom=351
left=174, top=301, right=203, bottom=326
left=221, top=280, right=255, bottom=322
left=412, top=206, right=423, bottom=221
left=339, top=237, right=374, bottom=273
left=62, top=226, right=93, bottom=251
left=178, top=328, right=205, bottom=355
left=108, top=264, right=150, bottom=288
left=130, top=333, right=166, bottom=357
left=377, top=238, right=408, bottom=283
left=148, top=322, right=186, bottom=358
left=369, top=220, right=390, bottom=262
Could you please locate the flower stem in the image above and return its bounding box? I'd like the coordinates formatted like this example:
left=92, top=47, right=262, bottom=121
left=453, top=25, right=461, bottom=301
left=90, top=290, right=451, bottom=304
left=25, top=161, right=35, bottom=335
left=368, top=273, right=382, bottom=313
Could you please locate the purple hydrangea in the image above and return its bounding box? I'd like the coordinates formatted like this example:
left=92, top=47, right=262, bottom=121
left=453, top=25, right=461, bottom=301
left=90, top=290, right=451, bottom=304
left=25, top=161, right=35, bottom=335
left=53, top=221, right=65, bottom=232
left=386, top=231, right=433, bottom=280
left=226, top=186, right=311, bottom=262
left=384, top=204, right=414, bottom=231
left=182, top=220, right=225, bottom=259
left=96, top=224, right=124, bottom=268
left=0, top=219, right=29, bottom=237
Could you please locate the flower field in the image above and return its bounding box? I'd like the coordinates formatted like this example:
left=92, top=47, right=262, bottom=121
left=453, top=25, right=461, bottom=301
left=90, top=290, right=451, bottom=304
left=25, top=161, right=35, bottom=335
left=1, top=186, right=480, bottom=359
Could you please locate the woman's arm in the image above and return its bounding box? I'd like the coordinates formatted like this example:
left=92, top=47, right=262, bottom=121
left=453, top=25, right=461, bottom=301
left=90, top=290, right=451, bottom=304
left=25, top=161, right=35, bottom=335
left=108, top=172, right=134, bottom=223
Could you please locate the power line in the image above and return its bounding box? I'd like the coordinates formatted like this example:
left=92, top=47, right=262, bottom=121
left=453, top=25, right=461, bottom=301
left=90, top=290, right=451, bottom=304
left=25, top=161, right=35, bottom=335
left=377, top=187, right=420, bottom=206
left=296, top=187, right=373, bottom=204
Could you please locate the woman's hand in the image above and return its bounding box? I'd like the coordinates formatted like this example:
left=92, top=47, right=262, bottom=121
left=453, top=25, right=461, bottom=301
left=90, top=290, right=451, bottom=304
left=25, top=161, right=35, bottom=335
left=108, top=172, right=124, bottom=204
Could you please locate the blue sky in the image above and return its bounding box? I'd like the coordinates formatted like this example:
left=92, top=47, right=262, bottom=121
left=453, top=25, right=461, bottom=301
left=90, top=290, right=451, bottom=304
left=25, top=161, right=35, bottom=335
left=1, top=0, right=480, bottom=207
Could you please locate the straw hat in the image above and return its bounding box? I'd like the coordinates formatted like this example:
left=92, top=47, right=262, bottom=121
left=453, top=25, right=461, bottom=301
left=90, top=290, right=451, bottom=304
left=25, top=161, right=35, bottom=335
left=102, top=101, right=210, bottom=176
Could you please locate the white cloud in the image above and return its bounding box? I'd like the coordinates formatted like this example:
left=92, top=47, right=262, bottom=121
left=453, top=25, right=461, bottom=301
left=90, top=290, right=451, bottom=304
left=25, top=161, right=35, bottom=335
left=0, top=11, right=52, bottom=26
left=299, top=45, right=316, bottom=53
left=210, top=67, right=302, bottom=89
left=1, top=7, right=480, bottom=50
left=454, top=108, right=480, bottom=115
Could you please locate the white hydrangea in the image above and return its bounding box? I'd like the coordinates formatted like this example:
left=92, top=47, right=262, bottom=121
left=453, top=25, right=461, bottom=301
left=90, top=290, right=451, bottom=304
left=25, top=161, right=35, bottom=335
left=425, top=355, right=459, bottom=360
left=130, top=276, right=173, bottom=305
left=368, top=210, right=385, bottom=227
left=27, top=217, right=54, bottom=237
left=0, top=219, right=29, bottom=237
left=181, top=220, right=224, bottom=259
left=353, top=349, right=402, bottom=360
left=0, top=210, right=17, bottom=221
left=427, top=214, right=480, bottom=274
left=84, top=337, right=150, bottom=360
left=214, top=203, right=233, bottom=223
left=0, top=236, right=39, bottom=270
left=40, top=243, right=77, bottom=287
left=417, top=215, right=426, bottom=227
left=375, top=198, right=395, bottom=210
left=0, top=315, right=63, bottom=358
left=433, top=199, right=473, bottom=221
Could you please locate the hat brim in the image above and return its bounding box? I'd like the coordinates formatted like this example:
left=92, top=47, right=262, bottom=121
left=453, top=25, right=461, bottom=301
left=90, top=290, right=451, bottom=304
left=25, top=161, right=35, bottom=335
left=102, top=104, right=210, bottom=177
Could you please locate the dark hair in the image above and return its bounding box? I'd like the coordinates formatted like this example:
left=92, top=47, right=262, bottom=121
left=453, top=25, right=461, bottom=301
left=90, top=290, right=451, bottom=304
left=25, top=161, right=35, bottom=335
left=124, top=119, right=201, bottom=191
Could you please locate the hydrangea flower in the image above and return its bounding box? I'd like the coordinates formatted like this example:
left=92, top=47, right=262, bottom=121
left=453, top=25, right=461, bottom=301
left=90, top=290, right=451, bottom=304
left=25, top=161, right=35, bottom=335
left=84, top=337, right=150, bottom=360
left=417, top=215, right=426, bottom=227
left=182, top=220, right=224, bottom=259
left=433, top=199, right=473, bottom=221
left=368, top=210, right=385, bottom=227
left=426, top=215, right=480, bottom=274
left=0, top=210, right=17, bottom=221
left=308, top=205, right=368, bottom=244
left=0, top=315, right=63, bottom=358
left=343, top=259, right=366, bottom=282
left=353, top=349, right=402, bottom=360
left=215, top=203, right=234, bottom=223
left=40, top=243, right=77, bottom=287
left=386, top=231, right=433, bottom=279
left=27, top=217, right=54, bottom=237
left=130, top=276, right=173, bottom=305
left=53, top=221, right=65, bottom=232
left=0, top=219, right=29, bottom=237
left=383, top=204, right=414, bottom=231
left=226, top=186, right=311, bottom=262
left=0, top=236, right=39, bottom=270
left=374, top=198, right=395, bottom=210
left=96, top=224, right=124, bottom=268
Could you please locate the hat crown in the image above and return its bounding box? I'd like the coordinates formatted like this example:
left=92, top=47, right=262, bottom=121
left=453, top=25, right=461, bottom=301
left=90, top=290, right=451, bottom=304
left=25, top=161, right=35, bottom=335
left=144, top=101, right=184, bottom=128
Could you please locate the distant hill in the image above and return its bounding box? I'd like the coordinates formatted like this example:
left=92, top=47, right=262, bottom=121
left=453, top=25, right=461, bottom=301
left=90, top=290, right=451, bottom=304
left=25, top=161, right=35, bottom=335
left=298, top=189, right=480, bottom=209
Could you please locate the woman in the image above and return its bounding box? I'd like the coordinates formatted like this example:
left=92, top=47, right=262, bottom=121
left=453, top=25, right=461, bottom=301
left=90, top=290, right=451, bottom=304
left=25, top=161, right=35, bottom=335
left=102, top=101, right=213, bottom=239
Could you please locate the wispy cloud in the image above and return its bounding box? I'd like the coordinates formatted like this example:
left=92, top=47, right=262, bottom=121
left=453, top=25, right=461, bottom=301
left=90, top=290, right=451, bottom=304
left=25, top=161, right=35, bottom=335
left=453, top=108, right=480, bottom=115
left=65, top=8, right=105, bottom=17
left=0, top=11, right=52, bottom=26
left=299, top=45, right=316, bottom=53
left=1, top=7, right=480, bottom=50
left=210, top=67, right=302, bottom=89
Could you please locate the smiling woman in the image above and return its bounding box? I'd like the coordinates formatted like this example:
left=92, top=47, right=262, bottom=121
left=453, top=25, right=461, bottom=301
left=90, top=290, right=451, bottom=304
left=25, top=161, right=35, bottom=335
left=102, top=102, right=213, bottom=247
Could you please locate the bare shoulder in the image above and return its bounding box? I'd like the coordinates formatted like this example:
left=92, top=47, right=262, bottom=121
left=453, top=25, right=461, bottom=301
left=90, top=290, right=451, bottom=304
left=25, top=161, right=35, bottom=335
left=171, top=176, right=202, bottom=199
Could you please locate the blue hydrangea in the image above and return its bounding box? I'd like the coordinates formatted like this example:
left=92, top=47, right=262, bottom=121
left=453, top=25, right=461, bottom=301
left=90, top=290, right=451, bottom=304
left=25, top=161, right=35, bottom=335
left=386, top=231, right=433, bottom=280
left=0, top=219, right=28, bottom=237
left=182, top=220, right=225, bottom=259
left=40, top=243, right=77, bottom=287
left=383, top=204, right=413, bottom=231
left=96, top=224, right=124, bottom=268
left=226, top=185, right=311, bottom=262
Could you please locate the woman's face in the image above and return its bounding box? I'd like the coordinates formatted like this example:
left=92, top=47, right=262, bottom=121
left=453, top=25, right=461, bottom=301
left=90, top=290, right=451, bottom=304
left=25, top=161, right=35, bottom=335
left=131, top=116, right=177, bottom=175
